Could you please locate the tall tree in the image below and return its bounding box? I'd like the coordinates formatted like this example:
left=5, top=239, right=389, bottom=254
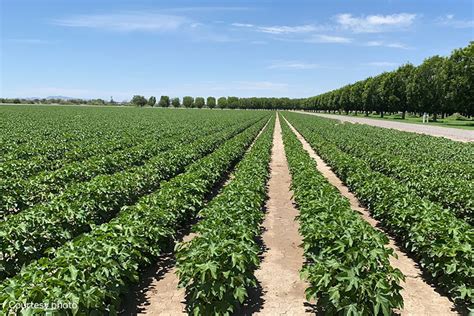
left=158, top=95, right=170, bottom=107
left=217, top=97, right=227, bottom=109
left=445, top=42, right=474, bottom=116
left=350, top=81, right=364, bottom=115
left=227, top=96, right=239, bottom=109
left=148, top=96, right=157, bottom=107
left=409, top=56, right=447, bottom=121
left=183, top=96, right=194, bottom=108
left=362, top=77, right=377, bottom=116
left=207, top=96, right=216, bottom=109
left=195, top=97, right=205, bottom=109
left=171, top=97, right=180, bottom=107
left=395, top=63, right=415, bottom=118
left=131, top=95, right=147, bottom=107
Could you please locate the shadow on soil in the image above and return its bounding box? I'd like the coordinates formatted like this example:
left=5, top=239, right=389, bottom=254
left=120, top=253, right=176, bottom=315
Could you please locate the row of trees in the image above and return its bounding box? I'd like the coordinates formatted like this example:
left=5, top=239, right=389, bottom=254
left=130, top=95, right=303, bottom=110
left=0, top=95, right=301, bottom=110
left=301, top=42, right=473, bottom=119
left=0, top=98, right=118, bottom=106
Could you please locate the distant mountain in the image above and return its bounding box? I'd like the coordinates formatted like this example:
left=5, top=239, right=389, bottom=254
left=46, top=95, right=77, bottom=100
left=23, top=96, right=78, bottom=100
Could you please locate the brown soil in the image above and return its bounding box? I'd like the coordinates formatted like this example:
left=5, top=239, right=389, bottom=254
left=247, top=114, right=311, bottom=315
left=282, top=115, right=458, bottom=315
left=131, top=233, right=195, bottom=315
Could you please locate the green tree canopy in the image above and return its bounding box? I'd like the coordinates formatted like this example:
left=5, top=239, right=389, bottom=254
left=183, top=96, right=194, bottom=108
left=195, top=97, right=205, bottom=109
left=171, top=97, right=180, bottom=107
left=217, top=97, right=227, bottom=109
left=148, top=96, right=157, bottom=107
left=158, top=95, right=170, bottom=107
left=207, top=96, right=216, bottom=109
left=131, top=95, right=147, bottom=107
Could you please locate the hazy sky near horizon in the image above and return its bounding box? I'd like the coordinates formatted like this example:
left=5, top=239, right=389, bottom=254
left=1, top=0, right=473, bottom=100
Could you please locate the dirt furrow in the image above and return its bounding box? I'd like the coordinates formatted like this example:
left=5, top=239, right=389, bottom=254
left=282, top=115, right=457, bottom=315
left=249, top=115, right=310, bottom=315
left=133, top=233, right=195, bottom=315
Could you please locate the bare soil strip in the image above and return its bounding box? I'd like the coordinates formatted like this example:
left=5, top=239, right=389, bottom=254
left=130, top=233, right=195, bottom=315
left=283, top=116, right=458, bottom=315
left=295, top=111, right=474, bottom=142
left=249, top=115, right=310, bottom=315
left=122, top=119, right=271, bottom=315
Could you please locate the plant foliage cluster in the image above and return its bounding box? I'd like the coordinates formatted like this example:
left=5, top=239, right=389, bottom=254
left=0, top=119, right=230, bottom=217
left=285, top=115, right=474, bottom=223
left=285, top=112, right=474, bottom=310
left=0, top=115, right=271, bottom=315
left=176, top=116, right=275, bottom=315
left=280, top=115, right=404, bottom=315
left=0, top=106, right=269, bottom=280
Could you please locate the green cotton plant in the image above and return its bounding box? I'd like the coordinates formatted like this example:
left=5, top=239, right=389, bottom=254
left=280, top=116, right=404, bottom=315
left=293, top=114, right=473, bottom=223
left=0, top=115, right=271, bottom=315
left=284, top=112, right=474, bottom=310
left=0, top=117, right=264, bottom=281
left=176, top=117, right=275, bottom=315
left=178, top=231, right=260, bottom=315
left=0, top=119, right=225, bottom=217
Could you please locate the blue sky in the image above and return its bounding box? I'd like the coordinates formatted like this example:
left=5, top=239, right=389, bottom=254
left=1, top=0, right=473, bottom=100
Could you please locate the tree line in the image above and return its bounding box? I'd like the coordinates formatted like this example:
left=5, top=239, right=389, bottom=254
left=129, top=95, right=303, bottom=110
left=301, top=42, right=473, bottom=119
left=0, top=98, right=117, bottom=106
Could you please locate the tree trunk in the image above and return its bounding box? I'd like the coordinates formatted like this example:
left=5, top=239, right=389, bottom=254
left=401, top=111, right=406, bottom=119
left=380, top=111, right=384, bottom=118
left=432, top=113, right=438, bottom=122
left=365, top=110, right=369, bottom=116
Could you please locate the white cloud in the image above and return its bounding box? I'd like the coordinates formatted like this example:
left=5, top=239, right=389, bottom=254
left=437, top=14, right=474, bottom=28
left=386, top=42, right=409, bottom=49
left=231, top=23, right=254, bottom=28
left=256, top=24, right=319, bottom=34
left=365, top=61, right=398, bottom=67
left=268, top=61, right=320, bottom=70
left=53, top=11, right=239, bottom=43
left=336, top=13, right=417, bottom=32
left=305, top=34, right=352, bottom=43
left=232, top=22, right=322, bottom=34
left=366, top=40, right=383, bottom=46
left=53, top=12, right=191, bottom=32
left=365, top=41, right=410, bottom=49
left=165, top=6, right=251, bottom=13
